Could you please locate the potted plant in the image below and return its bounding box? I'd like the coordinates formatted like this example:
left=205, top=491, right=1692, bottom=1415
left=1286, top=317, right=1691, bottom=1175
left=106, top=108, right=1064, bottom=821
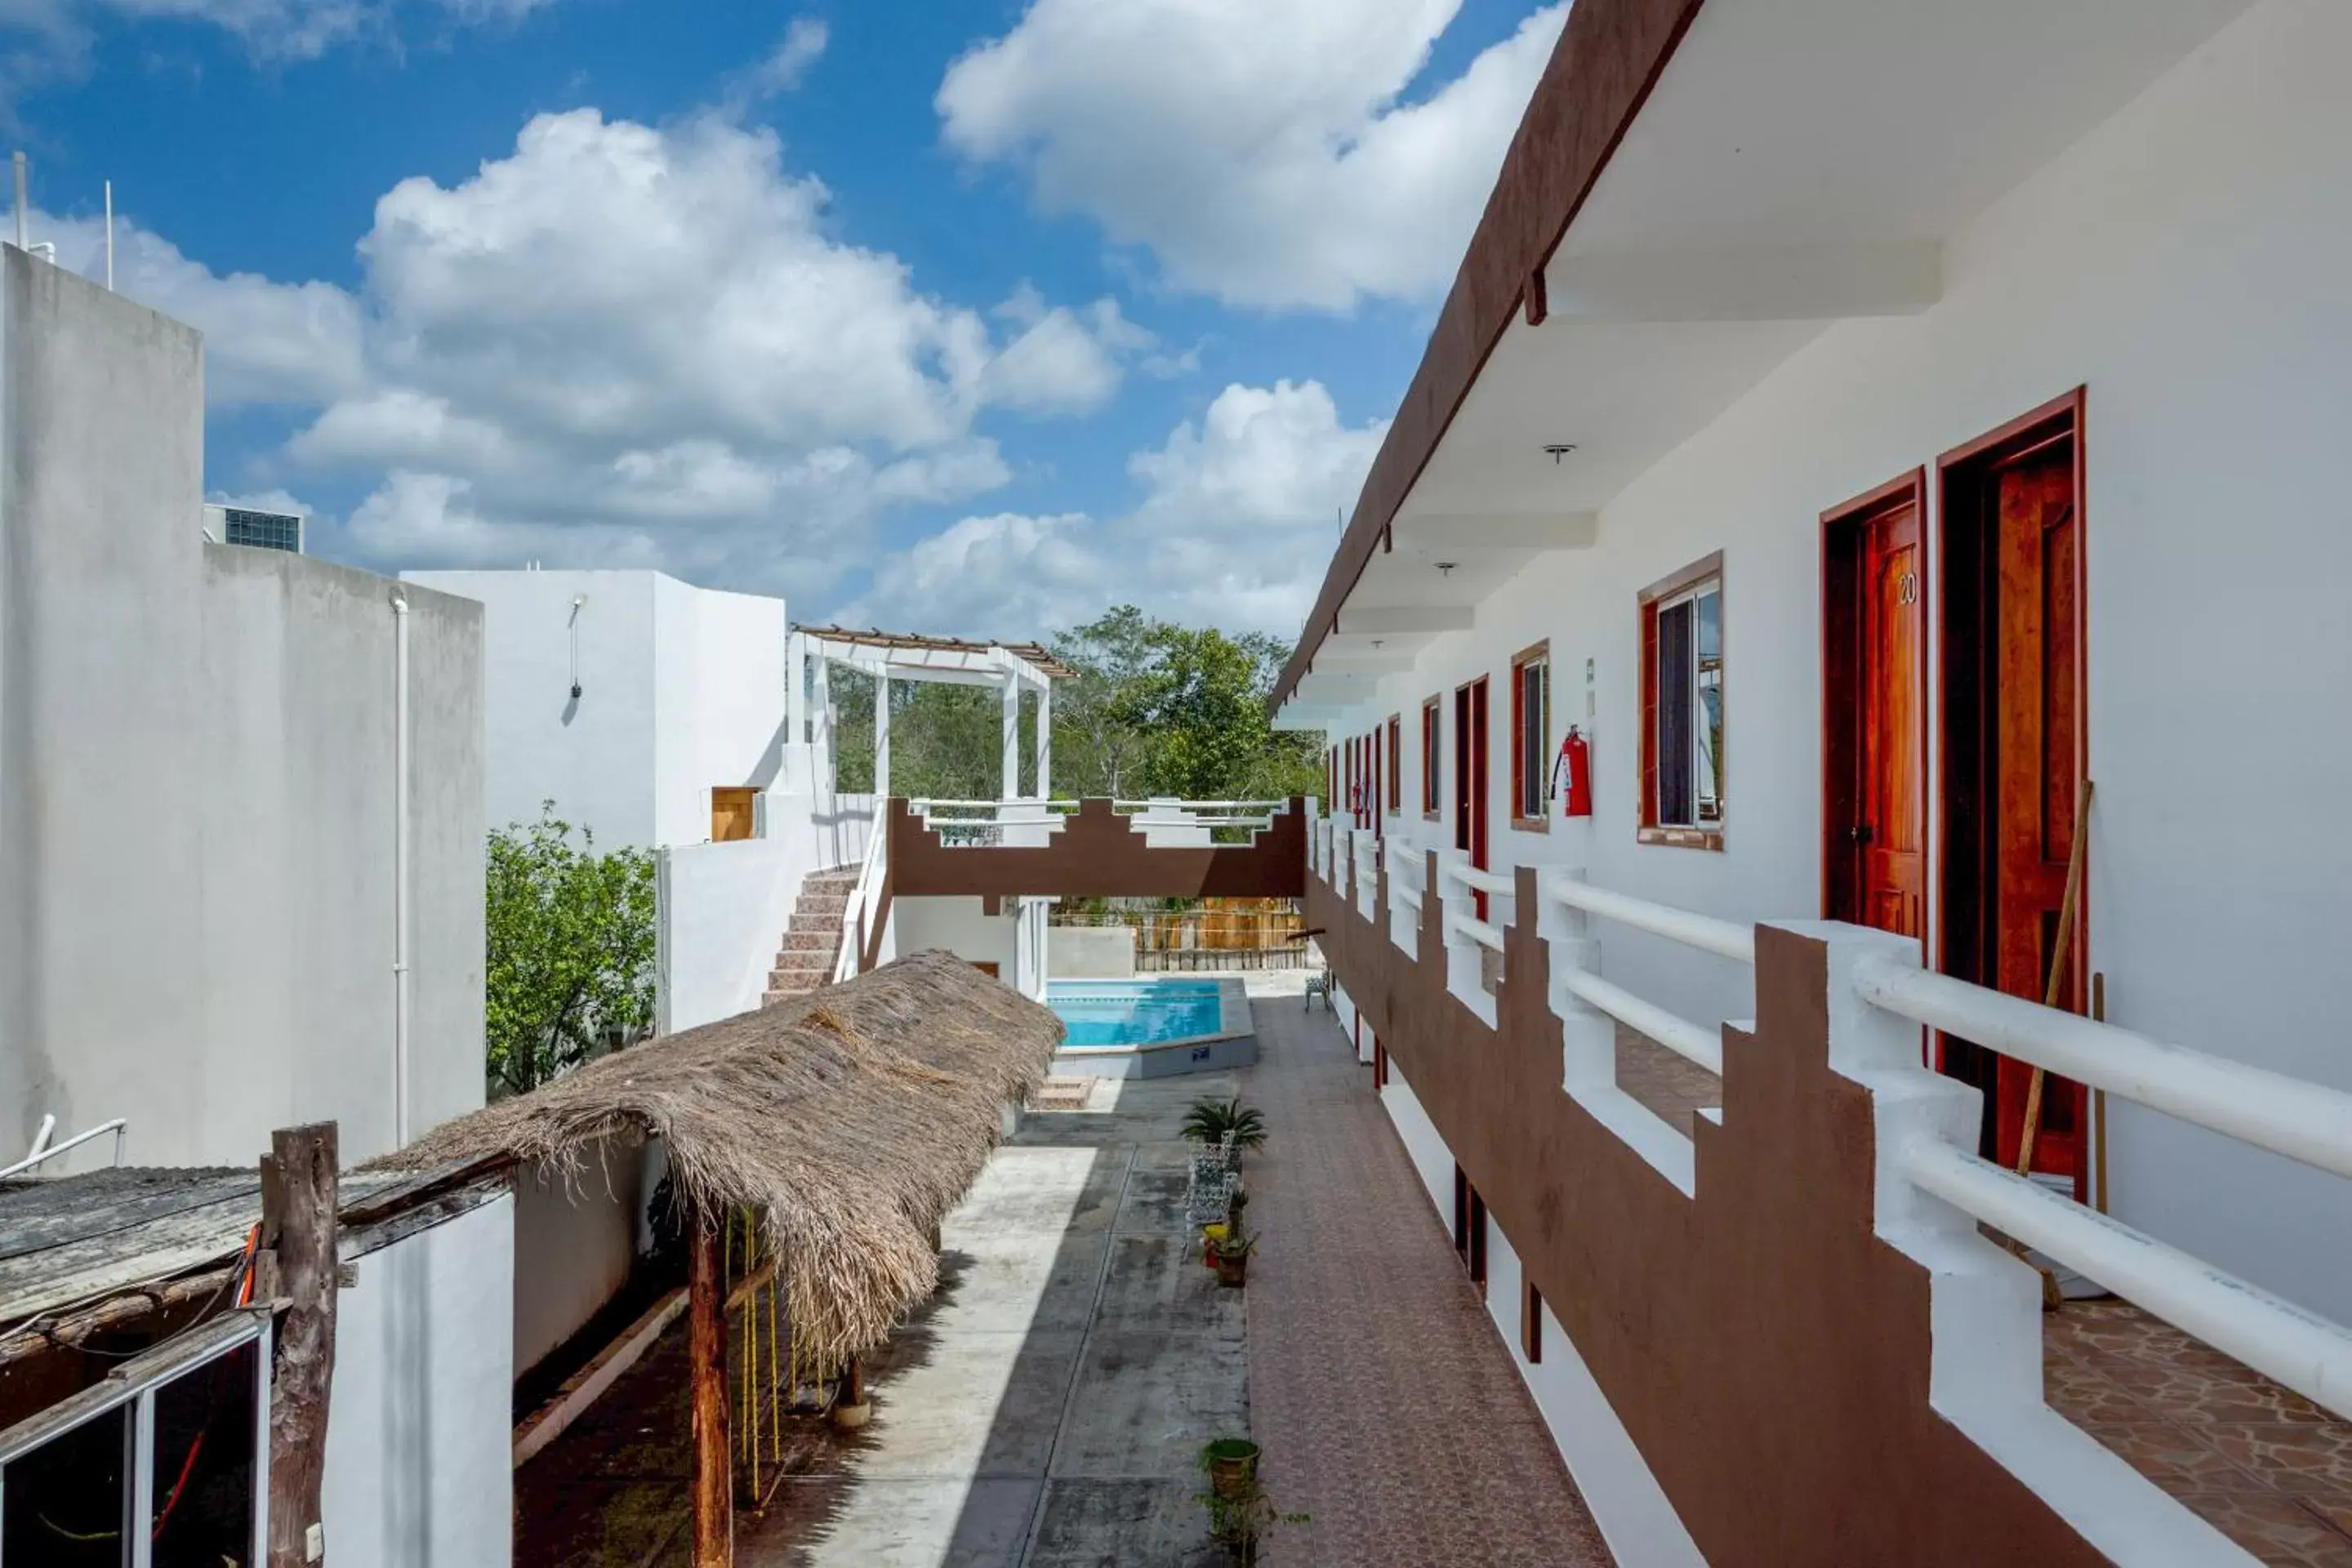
left=1181, top=1096, right=1267, bottom=1156
left=1201, top=1221, right=1229, bottom=1267
left=1196, top=1462, right=1307, bottom=1566
left=1213, top=1228, right=1255, bottom=1289
left=1200, top=1437, right=1259, bottom=1501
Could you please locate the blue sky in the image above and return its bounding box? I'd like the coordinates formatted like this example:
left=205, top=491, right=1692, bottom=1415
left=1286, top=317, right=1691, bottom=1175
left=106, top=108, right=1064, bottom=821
left=7, top=0, right=1563, bottom=640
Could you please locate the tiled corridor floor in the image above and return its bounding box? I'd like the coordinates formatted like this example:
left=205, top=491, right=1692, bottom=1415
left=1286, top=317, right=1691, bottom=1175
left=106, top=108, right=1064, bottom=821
left=2047, top=1300, right=2352, bottom=1566
left=1239, top=996, right=1615, bottom=1567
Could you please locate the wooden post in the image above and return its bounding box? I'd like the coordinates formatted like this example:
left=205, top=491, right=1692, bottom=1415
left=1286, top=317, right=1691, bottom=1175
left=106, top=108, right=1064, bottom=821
left=689, top=1209, right=733, bottom=1566
left=263, top=1122, right=338, bottom=1568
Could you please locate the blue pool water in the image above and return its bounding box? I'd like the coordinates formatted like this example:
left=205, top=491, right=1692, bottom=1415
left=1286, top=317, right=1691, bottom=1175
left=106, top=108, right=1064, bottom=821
left=1049, top=980, right=1225, bottom=1046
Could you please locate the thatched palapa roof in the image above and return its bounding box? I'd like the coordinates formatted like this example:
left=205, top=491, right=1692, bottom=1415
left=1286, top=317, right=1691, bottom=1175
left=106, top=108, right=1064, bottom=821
left=384, top=950, right=1062, bottom=1363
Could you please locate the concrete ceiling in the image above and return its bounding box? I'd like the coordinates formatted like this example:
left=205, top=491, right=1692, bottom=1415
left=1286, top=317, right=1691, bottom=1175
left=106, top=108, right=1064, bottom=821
left=1280, top=0, right=2256, bottom=730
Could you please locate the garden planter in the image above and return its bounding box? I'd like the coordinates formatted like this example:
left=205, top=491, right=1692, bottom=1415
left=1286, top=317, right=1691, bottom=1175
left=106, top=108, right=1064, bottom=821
left=1204, top=1439, right=1259, bottom=1501
left=1214, top=1254, right=1249, bottom=1290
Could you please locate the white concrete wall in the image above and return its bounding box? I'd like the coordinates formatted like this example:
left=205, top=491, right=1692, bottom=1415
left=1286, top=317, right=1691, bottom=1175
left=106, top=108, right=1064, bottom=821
left=510, top=1136, right=651, bottom=1376
left=404, top=568, right=786, bottom=853
left=657, top=575, right=789, bottom=850
left=1047, top=924, right=1137, bottom=978
left=323, top=1192, right=514, bottom=1568
left=1327, top=0, right=2352, bottom=1321
left=657, top=793, right=877, bottom=1031
left=406, top=569, right=661, bottom=849
left=893, top=896, right=1017, bottom=979
left=0, top=255, right=485, bottom=1169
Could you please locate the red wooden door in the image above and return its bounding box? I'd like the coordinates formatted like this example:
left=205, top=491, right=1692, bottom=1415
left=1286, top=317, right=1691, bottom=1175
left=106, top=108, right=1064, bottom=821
left=1992, top=445, right=2083, bottom=1175
left=1453, top=679, right=1490, bottom=916
left=1860, top=501, right=1925, bottom=938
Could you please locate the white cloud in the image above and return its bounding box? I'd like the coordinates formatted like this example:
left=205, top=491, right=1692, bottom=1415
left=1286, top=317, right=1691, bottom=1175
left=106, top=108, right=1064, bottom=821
left=938, top=0, right=1566, bottom=310
left=737, top=15, right=827, bottom=100
left=30, top=207, right=365, bottom=404
left=2, top=0, right=550, bottom=87
left=42, top=107, right=1159, bottom=600
left=850, top=379, right=1385, bottom=636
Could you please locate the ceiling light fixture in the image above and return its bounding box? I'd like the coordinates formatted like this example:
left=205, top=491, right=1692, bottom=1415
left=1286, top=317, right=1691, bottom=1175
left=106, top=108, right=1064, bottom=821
left=1435, top=562, right=1457, bottom=577
left=1544, top=443, right=1578, bottom=464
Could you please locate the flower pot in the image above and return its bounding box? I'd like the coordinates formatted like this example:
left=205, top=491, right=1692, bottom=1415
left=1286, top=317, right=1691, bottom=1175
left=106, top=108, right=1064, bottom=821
left=1214, top=1254, right=1249, bottom=1290
left=1205, top=1439, right=1258, bottom=1501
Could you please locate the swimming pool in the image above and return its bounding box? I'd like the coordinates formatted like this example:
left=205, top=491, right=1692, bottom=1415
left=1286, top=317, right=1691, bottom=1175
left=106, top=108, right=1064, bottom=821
left=1048, top=978, right=1227, bottom=1046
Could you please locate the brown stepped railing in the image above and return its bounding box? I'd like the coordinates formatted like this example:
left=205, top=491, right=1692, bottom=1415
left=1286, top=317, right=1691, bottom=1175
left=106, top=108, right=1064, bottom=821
left=1309, top=817, right=2352, bottom=1568
left=886, top=796, right=1308, bottom=901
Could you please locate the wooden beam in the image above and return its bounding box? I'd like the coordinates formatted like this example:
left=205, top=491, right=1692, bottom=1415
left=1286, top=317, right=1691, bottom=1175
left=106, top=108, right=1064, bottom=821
left=263, top=1122, right=338, bottom=1568
left=689, top=1212, right=733, bottom=1567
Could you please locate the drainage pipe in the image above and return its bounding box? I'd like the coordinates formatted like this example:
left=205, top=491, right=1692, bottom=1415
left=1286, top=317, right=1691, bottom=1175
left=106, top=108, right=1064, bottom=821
left=391, top=590, right=412, bottom=1148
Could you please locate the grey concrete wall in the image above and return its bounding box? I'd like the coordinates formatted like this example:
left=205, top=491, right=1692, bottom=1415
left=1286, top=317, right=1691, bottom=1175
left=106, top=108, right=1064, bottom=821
left=0, top=250, right=207, bottom=1159
left=323, top=1192, right=514, bottom=1568
left=510, top=1134, right=650, bottom=1377
left=0, top=252, right=485, bottom=1169
left=1048, top=924, right=1138, bottom=979
left=197, top=549, right=484, bottom=1160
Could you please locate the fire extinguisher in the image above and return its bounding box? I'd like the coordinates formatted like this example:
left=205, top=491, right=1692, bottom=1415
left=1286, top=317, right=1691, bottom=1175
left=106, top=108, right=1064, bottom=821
left=1552, top=727, right=1593, bottom=817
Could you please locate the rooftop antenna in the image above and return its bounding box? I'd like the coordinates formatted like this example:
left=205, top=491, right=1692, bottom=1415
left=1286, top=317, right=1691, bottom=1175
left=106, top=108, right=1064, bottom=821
left=103, top=180, right=113, bottom=290
left=12, top=153, right=25, bottom=252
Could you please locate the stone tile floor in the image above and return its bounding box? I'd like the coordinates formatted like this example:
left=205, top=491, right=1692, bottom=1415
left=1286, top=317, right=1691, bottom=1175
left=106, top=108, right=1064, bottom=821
left=2047, top=1299, right=2352, bottom=1566
left=1241, top=993, right=1615, bottom=1566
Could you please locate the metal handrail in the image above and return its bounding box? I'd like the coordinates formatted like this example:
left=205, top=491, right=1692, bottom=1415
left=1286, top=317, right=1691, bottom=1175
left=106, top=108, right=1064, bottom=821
left=0, top=1119, right=127, bottom=1180
left=1855, top=957, right=2352, bottom=1183
left=1547, top=875, right=1754, bottom=964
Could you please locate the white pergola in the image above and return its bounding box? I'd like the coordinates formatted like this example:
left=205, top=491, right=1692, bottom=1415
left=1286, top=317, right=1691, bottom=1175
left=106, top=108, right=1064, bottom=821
left=790, top=625, right=1071, bottom=800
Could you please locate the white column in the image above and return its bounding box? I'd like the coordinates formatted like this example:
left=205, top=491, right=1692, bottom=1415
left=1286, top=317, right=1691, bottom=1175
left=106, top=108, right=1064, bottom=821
left=875, top=671, right=892, bottom=799
left=811, top=656, right=833, bottom=795
left=786, top=630, right=806, bottom=745
left=1001, top=675, right=1022, bottom=803
left=1036, top=681, right=1052, bottom=802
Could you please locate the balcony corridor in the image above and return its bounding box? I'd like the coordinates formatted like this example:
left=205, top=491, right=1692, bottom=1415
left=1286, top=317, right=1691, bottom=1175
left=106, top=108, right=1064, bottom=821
left=1242, top=992, right=1614, bottom=1566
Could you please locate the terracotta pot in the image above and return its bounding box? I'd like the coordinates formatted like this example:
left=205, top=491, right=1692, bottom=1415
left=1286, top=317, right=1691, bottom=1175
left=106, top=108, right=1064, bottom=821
left=1214, top=1254, right=1249, bottom=1290
left=1205, top=1440, right=1258, bottom=1500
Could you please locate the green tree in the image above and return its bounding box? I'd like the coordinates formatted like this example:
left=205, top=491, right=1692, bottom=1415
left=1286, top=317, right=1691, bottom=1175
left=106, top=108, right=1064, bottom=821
left=485, top=804, right=658, bottom=1097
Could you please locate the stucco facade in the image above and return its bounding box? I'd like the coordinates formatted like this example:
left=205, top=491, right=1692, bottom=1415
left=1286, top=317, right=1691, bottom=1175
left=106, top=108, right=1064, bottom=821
left=0, top=249, right=486, bottom=1169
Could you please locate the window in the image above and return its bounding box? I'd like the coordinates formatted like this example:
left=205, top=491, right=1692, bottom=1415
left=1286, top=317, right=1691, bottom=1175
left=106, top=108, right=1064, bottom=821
left=1640, top=552, right=1726, bottom=848
left=1510, top=641, right=1551, bottom=830
left=1421, top=698, right=1441, bottom=817
left=223, top=506, right=302, bottom=552
left=1, top=1320, right=267, bottom=1568
left=1373, top=715, right=1392, bottom=817
left=1524, top=1281, right=1544, bottom=1365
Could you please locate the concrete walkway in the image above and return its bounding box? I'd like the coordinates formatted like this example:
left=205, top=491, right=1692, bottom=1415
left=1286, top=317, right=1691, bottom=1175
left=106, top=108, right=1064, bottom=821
left=745, top=1071, right=1249, bottom=1566
left=1242, top=996, right=1615, bottom=1567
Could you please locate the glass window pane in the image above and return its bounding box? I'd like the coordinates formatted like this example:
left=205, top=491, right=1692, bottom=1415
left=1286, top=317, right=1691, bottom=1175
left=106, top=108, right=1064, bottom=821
left=151, top=1339, right=260, bottom=1568
left=2, top=1401, right=129, bottom=1566
left=1656, top=602, right=1695, bottom=825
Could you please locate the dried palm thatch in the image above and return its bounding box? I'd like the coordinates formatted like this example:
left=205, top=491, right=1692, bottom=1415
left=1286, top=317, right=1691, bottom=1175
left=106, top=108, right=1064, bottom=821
left=381, top=949, right=1062, bottom=1365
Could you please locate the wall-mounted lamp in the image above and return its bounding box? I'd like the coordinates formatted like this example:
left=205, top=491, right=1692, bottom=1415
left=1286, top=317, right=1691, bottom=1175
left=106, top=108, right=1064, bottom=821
left=568, top=594, right=589, bottom=700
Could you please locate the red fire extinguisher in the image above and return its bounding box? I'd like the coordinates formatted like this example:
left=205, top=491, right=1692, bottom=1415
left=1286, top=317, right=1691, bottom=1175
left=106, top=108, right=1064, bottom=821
left=1553, top=727, right=1592, bottom=817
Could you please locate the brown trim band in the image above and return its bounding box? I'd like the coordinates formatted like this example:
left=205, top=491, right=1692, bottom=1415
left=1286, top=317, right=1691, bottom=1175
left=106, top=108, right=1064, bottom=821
left=1269, top=0, right=1711, bottom=714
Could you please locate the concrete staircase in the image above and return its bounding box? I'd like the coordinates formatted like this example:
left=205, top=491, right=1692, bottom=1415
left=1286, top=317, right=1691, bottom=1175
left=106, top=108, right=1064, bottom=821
left=763, top=865, right=859, bottom=1005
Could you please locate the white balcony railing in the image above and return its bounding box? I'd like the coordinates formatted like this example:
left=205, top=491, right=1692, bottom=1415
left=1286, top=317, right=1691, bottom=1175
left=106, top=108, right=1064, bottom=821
left=1351, top=831, right=1380, bottom=920
left=1384, top=838, right=1423, bottom=955
left=1305, top=800, right=2352, bottom=1535
left=1850, top=946, right=2352, bottom=1423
